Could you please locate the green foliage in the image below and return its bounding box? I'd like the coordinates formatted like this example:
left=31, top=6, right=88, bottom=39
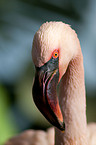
left=0, top=85, right=18, bottom=145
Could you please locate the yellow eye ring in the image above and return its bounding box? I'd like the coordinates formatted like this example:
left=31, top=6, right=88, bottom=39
left=52, top=50, right=59, bottom=59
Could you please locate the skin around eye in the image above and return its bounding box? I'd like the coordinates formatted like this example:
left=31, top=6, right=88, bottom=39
left=52, top=50, right=59, bottom=59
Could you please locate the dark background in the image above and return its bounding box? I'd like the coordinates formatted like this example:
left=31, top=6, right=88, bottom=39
left=0, top=0, right=96, bottom=144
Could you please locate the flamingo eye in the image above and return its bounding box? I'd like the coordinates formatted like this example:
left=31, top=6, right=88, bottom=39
left=52, top=50, right=59, bottom=59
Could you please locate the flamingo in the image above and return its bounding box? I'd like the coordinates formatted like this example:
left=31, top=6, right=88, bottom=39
left=5, top=21, right=96, bottom=145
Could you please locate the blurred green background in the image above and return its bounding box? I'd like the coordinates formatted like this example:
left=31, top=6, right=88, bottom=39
left=0, top=0, right=96, bottom=144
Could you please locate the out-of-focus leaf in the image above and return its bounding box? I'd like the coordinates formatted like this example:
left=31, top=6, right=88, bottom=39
left=0, top=85, right=18, bottom=144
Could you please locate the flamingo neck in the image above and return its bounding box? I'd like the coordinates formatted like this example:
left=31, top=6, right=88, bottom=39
left=55, top=50, right=88, bottom=145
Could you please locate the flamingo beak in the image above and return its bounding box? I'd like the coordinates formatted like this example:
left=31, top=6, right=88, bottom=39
left=32, top=57, right=65, bottom=131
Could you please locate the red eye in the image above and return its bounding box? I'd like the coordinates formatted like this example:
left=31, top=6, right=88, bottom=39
left=52, top=50, right=59, bottom=59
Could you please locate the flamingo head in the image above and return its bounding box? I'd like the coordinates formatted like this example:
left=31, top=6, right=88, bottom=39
left=32, top=21, right=80, bottom=131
